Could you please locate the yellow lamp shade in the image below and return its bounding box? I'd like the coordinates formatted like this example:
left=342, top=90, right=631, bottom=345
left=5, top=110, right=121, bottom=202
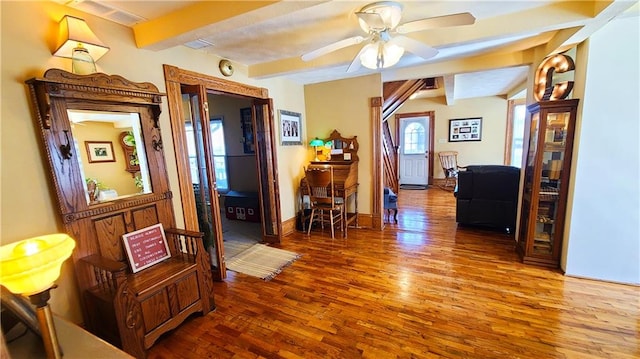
left=0, top=234, right=75, bottom=295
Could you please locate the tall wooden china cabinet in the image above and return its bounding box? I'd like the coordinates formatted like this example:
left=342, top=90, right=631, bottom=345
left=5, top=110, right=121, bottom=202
left=517, top=99, right=579, bottom=267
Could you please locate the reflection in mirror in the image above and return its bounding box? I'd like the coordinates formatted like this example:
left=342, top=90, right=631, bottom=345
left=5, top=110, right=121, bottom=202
left=67, top=110, right=152, bottom=204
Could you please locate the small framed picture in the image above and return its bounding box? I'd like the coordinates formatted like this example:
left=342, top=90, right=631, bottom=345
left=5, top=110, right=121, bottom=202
left=240, top=108, right=255, bottom=154
left=85, top=141, right=115, bottom=163
left=279, top=110, right=302, bottom=146
left=449, top=118, right=482, bottom=142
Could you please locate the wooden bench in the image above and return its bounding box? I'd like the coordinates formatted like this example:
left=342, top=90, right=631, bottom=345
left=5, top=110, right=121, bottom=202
left=80, top=228, right=214, bottom=358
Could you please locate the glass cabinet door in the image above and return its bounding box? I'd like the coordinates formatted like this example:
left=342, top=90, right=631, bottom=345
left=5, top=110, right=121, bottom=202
left=518, top=111, right=540, bottom=248
left=531, top=110, right=570, bottom=256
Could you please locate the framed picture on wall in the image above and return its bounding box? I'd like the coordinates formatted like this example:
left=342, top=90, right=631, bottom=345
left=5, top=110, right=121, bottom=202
left=85, top=141, right=116, bottom=163
left=240, top=107, right=255, bottom=154
left=279, top=110, right=302, bottom=146
left=448, top=118, right=482, bottom=142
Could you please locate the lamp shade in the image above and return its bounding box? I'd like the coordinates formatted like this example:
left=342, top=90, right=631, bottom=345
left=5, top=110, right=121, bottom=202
left=53, top=15, right=109, bottom=61
left=360, top=41, right=404, bottom=70
left=0, top=234, right=75, bottom=295
left=309, top=138, right=324, bottom=147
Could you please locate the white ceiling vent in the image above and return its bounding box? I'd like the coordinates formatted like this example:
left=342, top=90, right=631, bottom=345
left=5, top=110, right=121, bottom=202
left=55, top=0, right=145, bottom=26
left=184, top=39, right=215, bottom=50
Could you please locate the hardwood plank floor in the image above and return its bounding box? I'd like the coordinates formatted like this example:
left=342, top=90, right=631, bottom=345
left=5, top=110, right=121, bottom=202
left=148, top=188, right=639, bottom=359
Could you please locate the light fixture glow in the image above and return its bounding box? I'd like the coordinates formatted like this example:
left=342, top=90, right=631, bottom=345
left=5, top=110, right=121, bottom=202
left=309, top=137, right=325, bottom=162
left=360, top=41, right=404, bottom=70
left=0, top=233, right=75, bottom=359
left=0, top=234, right=75, bottom=295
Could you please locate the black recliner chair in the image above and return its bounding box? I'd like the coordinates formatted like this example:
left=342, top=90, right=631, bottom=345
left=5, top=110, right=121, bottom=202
left=454, top=165, right=520, bottom=233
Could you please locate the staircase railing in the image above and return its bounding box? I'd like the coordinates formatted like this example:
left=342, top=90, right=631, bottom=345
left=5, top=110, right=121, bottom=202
left=381, top=78, right=431, bottom=193
left=382, top=120, right=398, bottom=193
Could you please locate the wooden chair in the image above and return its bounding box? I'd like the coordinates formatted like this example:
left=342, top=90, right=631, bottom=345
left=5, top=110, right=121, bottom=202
left=304, top=166, right=346, bottom=238
left=438, top=151, right=466, bottom=190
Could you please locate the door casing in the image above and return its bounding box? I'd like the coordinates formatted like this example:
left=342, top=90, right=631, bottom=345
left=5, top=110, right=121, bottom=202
left=163, top=64, right=281, bottom=280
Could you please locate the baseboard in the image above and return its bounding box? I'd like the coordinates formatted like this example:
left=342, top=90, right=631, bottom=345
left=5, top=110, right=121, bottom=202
left=281, top=212, right=373, bottom=237
left=281, top=216, right=296, bottom=236
left=432, top=178, right=456, bottom=189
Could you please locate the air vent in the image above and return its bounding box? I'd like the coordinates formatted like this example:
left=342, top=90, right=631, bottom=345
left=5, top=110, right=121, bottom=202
left=59, top=0, right=145, bottom=26
left=184, top=39, right=215, bottom=50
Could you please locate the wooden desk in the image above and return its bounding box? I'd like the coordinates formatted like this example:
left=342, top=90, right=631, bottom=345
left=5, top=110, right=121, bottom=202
left=301, top=160, right=359, bottom=228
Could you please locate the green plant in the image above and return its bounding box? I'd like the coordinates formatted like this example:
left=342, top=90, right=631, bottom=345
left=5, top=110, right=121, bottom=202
left=134, top=175, right=143, bottom=191
left=124, top=131, right=139, bottom=166
left=85, top=177, right=107, bottom=190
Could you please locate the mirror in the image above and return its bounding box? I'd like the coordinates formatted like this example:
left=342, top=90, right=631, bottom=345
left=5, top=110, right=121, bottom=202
left=67, top=110, right=152, bottom=204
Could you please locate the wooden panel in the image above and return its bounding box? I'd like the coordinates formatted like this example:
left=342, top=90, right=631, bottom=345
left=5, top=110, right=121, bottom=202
left=27, top=69, right=215, bottom=359
left=140, top=289, right=171, bottom=333
left=175, top=273, right=200, bottom=311
left=132, top=204, right=161, bottom=231
left=94, top=213, right=128, bottom=262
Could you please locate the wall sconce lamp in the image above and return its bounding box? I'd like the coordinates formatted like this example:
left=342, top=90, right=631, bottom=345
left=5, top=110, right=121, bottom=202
left=53, top=15, right=110, bottom=75
left=309, top=138, right=325, bottom=162
left=0, top=234, right=76, bottom=359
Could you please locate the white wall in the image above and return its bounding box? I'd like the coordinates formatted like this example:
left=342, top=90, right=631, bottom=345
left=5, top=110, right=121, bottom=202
left=565, top=15, right=640, bottom=284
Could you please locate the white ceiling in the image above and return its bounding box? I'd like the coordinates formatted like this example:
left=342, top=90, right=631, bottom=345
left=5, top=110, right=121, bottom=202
left=55, top=0, right=637, bottom=102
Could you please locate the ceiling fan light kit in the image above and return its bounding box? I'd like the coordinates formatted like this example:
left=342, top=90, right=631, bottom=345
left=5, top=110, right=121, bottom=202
left=301, top=1, right=475, bottom=72
left=360, top=41, right=404, bottom=69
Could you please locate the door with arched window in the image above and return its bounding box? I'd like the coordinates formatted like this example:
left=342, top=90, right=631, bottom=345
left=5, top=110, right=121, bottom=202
left=399, top=116, right=429, bottom=186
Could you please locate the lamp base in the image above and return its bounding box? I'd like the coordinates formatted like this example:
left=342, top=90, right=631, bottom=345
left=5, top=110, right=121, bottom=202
left=29, top=289, right=62, bottom=359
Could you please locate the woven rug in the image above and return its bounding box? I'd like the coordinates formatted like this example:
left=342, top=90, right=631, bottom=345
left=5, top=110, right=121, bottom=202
left=399, top=184, right=428, bottom=190
left=226, top=244, right=301, bottom=281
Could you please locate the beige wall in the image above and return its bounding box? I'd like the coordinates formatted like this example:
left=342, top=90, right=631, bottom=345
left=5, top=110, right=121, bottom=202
left=74, top=122, right=139, bottom=196
left=398, top=96, right=509, bottom=178
left=0, top=1, right=307, bottom=323
left=304, top=74, right=382, bottom=215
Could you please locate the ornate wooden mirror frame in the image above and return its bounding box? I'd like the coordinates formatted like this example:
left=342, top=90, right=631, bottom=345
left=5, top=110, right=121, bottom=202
left=24, top=70, right=217, bottom=355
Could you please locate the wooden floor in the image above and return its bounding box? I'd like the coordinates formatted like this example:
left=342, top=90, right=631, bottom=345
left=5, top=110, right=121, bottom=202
left=148, top=188, right=639, bottom=359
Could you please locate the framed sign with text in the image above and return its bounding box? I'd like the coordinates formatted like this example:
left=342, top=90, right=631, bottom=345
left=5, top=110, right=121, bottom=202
left=122, top=223, right=171, bottom=273
left=449, top=118, right=482, bottom=142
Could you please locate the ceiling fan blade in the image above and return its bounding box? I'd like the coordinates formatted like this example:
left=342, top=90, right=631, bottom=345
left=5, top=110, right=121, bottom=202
left=396, top=12, right=475, bottom=34
left=346, top=44, right=370, bottom=73
left=301, top=36, right=365, bottom=62
left=356, top=12, right=386, bottom=31
left=390, top=36, right=438, bottom=60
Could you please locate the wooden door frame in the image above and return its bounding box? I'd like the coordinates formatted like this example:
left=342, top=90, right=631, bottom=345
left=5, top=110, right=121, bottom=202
left=163, top=65, right=281, bottom=280
left=394, top=111, right=435, bottom=185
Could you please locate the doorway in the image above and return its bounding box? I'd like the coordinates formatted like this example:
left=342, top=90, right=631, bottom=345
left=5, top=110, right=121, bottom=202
left=163, top=65, right=282, bottom=281
left=396, top=112, right=435, bottom=186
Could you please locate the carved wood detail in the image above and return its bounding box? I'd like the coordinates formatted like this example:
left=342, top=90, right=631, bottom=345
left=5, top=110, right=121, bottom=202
left=26, top=69, right=215, bottom=359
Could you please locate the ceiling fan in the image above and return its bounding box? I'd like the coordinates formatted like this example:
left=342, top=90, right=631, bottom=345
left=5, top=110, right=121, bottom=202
left=301, top=1, right=475, bottom=72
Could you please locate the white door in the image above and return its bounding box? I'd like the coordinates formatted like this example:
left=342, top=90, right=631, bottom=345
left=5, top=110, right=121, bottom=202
left=399, top=117, right=429, bottom=185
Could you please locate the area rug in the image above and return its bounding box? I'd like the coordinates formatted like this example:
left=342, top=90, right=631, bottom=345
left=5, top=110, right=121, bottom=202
left=226, top=244, right=301, bottom=281
left=399, top=184, right=428, bottom=190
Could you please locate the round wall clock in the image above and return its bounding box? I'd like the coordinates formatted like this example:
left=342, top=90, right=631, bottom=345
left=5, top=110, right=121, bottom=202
left=219, top=59, right=234, bottom=76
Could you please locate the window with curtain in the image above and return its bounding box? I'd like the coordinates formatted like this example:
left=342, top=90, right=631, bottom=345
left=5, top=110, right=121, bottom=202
left=403, top=122, right=426, bottom=154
